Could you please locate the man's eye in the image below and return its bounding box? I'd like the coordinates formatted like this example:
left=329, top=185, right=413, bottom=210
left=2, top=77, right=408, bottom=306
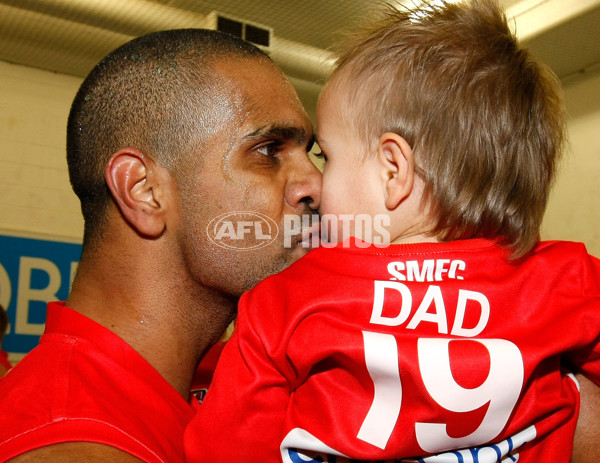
left=256, top=143, right=278, bottom=157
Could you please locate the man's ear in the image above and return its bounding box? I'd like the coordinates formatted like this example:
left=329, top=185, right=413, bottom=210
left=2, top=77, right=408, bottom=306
left=378, top=132, right=415, bottom=210
left=105, top=148, right=167, bottom=238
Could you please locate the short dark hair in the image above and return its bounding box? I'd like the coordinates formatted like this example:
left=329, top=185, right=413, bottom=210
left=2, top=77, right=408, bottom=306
left=331, top=0, right=566, bottom=258
left=67, top=29, right=269, bottom=245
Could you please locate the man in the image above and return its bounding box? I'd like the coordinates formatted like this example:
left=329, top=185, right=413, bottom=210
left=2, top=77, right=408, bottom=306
left=0, top=29, right=320, bottom=462
left=0, top=26, right=596, bottom=463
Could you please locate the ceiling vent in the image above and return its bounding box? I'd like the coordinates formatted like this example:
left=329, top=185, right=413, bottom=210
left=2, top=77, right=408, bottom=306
left=207, top=11, right=271, bottom=48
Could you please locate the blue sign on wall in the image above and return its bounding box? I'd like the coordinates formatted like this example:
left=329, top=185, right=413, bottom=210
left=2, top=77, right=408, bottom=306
left=0, top=234, right=82, bottom=357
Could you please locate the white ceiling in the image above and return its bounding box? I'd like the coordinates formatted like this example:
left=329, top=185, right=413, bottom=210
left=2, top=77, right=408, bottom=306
left=0, top=0, right=599, bottom=119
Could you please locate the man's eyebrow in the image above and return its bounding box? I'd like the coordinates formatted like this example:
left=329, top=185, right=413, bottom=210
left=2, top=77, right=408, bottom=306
left=244, top=125, right=310, bottom=144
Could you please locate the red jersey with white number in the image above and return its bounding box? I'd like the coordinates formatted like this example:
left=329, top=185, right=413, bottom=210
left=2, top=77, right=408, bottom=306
left=0, top=302, right=196, bottom=462
left=184, top=238, right=600, bottom=463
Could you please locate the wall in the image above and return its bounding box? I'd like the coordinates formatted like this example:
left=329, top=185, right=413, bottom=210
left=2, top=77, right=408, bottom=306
left=0, top=60, right=83, bottom=242
left=0, top=61, right=83, bottom=361
left=541, top=70, right=600, bottom=256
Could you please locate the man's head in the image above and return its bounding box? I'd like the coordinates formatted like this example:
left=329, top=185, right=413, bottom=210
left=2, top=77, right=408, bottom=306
left=322, top=0, right=565, bottom=257
left=68, top=29, right=321, bottom=295
left=68, top=29, right=268, bottom=244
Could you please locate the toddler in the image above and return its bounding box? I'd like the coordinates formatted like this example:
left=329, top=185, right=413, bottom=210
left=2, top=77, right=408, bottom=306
left=185, top=1, right=600, bottom=461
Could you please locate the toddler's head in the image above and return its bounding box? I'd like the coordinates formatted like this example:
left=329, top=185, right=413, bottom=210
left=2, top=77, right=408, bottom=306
left=317, top=0, right=566, bottom=257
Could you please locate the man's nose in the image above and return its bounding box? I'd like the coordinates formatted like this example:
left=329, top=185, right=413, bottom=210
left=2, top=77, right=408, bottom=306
left=284, top=154, right=322, bottom=212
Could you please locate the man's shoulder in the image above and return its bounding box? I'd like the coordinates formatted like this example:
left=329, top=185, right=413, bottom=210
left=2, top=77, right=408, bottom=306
left=0, top=341, right=123, bottom=459
left=0, top=322, right=193, bottom=462
left=0, top=341, right=68, bottom=418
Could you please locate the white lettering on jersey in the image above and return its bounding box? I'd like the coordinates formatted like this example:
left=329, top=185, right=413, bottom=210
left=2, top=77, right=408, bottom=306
left=280, top=425, right=536, bottom=462
left=408, top=424, right=536, bottom=462
left=387, top=260, right=466, bottom=282
left=357, top=335, right=524, bottom=454
left=370, top=281, right=413, bottom=327
left=416, top=338, right=524, bottom=452
left=451, top=290, right=490, bottom=337
left=357, top=331, right=402, bottom=449
left=406, top=285, right=448, bottom=334
left=370, top=281, right=490, bottom=337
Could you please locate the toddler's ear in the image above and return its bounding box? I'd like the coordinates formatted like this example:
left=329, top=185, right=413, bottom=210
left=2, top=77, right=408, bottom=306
left=378, top=132, right=415, bottom=210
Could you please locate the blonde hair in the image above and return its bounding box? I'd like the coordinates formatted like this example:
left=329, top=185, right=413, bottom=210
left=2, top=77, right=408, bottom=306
left=332, top=0, right=566, bottom=258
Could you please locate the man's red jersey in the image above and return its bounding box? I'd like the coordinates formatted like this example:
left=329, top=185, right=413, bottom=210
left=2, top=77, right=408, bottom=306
left=0, top=302, right=195, bottom=462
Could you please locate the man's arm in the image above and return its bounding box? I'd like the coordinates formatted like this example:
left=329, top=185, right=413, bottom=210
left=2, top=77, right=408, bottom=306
left=9, top=443, right=144, bottom=462
left=572, top=373, right=600, bottom=463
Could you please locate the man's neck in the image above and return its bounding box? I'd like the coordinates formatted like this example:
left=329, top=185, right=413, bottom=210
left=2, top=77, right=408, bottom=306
left=66, top=249, right=237, bottom=399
